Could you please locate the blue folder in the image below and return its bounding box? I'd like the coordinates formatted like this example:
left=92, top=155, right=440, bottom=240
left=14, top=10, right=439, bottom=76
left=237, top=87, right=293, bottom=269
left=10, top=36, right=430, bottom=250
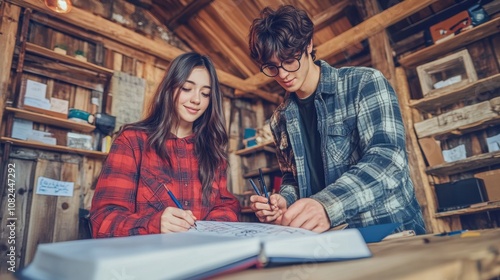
left=356, top=223, right=401, bottom=243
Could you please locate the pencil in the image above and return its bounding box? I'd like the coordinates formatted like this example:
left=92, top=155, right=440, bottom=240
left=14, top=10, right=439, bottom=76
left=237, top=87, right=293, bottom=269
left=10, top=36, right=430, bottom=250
left=163, top=184, right=198, bottom=229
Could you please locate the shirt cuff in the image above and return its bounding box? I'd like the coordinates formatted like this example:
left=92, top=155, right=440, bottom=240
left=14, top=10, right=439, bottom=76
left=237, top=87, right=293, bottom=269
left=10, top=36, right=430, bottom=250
left=311, top=193, right=346, bottom=227
left=147, top=211, right=164, bottom=234
left=279, top=184, right=299, bottom=207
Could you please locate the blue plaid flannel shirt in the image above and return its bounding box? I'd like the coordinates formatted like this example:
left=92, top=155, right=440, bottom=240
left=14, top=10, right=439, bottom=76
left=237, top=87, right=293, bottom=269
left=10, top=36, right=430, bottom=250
left=270, top=60, right=425, bottom=232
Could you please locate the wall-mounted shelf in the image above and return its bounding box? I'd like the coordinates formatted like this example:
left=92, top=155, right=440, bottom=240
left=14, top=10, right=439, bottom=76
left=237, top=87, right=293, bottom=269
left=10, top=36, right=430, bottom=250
left=409, top=73, right=500, bottom=112
left=417, top=115, right=500, bottom=141
left=25, top=42, right=113, bottom=75
left=434, top=201, right=500, bottom=218
left=425, top=150, right=500, bottom=176
left=1, top=137, right=107, bottom=158
left=399, top=17, right=500, bottom=67
left=234, top=140, right=275, bottom=156
left=6, top=107, right=95, bottom=133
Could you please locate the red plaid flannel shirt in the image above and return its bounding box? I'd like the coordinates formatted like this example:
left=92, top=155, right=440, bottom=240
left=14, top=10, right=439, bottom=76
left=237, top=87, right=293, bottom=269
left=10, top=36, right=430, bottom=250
left=90, top=129, right=240, bottom=237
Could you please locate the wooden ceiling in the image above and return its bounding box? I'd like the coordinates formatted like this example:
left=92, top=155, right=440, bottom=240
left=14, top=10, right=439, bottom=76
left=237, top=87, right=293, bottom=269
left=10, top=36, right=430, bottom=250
left=120, top=0, right=484, bottom=98
left=7, top=0, right=490, bottom=102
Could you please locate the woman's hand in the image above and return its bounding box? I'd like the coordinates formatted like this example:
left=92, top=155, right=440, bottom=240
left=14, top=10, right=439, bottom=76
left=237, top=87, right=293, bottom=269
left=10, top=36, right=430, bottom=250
left=160, top=207, right=197, bottom=233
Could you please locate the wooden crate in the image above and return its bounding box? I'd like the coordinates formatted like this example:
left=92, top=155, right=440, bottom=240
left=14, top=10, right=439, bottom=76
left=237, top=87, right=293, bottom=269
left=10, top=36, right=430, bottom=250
left=416, top=49, right=477, bottom=96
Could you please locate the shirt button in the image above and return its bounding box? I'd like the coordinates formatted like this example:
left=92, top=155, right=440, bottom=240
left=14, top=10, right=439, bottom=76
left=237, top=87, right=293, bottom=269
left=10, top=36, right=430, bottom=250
left=184, top=183, right=188, bottom=187
left=184, top=201, right=189, bottom=206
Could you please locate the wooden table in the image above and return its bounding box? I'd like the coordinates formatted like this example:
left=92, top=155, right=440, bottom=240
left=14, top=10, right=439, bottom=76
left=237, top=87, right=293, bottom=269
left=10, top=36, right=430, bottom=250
left=217, top=229, right=500, bottom=280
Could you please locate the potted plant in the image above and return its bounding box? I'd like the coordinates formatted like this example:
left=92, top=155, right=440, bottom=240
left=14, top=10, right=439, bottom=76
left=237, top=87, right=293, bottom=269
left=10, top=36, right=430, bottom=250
left=74, top=49, right=87, bottom=62
left=53, top=43, right=67, bottom=55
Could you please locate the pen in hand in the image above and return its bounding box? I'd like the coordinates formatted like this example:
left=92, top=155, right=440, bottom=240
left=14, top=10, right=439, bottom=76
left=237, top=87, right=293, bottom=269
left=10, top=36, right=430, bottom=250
left=258, top=169, right=271, bottom=205
left=249, top=178, right=261, bottom=196
left=163, top=184, right=198, bottom=230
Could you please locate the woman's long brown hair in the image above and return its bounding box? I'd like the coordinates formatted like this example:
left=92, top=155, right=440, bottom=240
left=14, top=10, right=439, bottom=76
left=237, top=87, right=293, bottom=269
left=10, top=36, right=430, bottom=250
left=121, top=52, right=228, bottom=202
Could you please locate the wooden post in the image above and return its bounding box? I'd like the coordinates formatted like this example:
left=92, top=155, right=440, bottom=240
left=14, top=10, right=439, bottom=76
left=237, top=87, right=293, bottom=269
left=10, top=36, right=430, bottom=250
left=395, top=67, right=456, bottom=233
left=360, top=0, right=396, bottom=87
left=0, top=3, right=21, bottom=124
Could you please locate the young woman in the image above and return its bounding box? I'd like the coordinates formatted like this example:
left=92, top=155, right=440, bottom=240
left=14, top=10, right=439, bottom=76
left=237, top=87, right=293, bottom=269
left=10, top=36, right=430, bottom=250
left=90, top=52, right=240, bottom=238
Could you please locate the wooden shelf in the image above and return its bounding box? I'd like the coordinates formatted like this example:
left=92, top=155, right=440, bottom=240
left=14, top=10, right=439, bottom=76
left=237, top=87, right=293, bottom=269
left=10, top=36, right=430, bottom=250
left=6, top=107, right=95, bottom=133
left=1, top=137, right=107, bottom=158
left=418, top=115, right=500, bottom=141
left=434, top=201, right=500, bottom=218
left=399, top=17, right=500, bottom=68
left=426, top=150, right=500, bottom=176
left=243, top=165, right=280, bottom=178
left=410, top=73, right=500, bottom=112
left=25, top=42, right=114, bottom=75
left=234, top=140, right=275, bottom=156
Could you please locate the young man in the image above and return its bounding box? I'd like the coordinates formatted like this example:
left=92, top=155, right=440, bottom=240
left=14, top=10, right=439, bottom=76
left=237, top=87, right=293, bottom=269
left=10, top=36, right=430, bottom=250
left=248, top=5, right=425, bottom=234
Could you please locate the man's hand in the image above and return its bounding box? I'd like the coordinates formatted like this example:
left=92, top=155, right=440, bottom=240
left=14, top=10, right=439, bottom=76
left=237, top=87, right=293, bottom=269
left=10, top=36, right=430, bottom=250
left=250, top=194, right=287, bottom=224
left=160, top=207, right=197, bottom=233
left=281, top=198, right=330, bottom=233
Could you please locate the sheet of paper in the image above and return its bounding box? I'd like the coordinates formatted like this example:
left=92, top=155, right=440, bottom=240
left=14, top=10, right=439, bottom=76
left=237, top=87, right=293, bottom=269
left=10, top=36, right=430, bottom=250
left=36, top=176, right=74, bottom=197
left=442, top=144, right=466, bottom=162
left=27, top=130, right=57, bottom=145
left=50, top=97, right=69, bottom=114
left=24, top=96, right=51, bottom=110
left=12, top=118, right=33, bottom=140
left=486, top=133, right=500, bottom=152
left=25, top=80, right=47, bottom=100
left=190, top=221, right=316, bottom=239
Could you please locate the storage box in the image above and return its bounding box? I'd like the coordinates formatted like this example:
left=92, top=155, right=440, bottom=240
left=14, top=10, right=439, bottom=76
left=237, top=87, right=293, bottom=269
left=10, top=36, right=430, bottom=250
left=474, top=170, right=500, bottom=202
left=416, top=49, right=477, bottom=96
left=429, top=10, right=472, bottom=44
left=434, top=178, right=488, bottom=212
left=418, top=137, right=445, bottom=166
left=67, top=132, right=93, bottom=150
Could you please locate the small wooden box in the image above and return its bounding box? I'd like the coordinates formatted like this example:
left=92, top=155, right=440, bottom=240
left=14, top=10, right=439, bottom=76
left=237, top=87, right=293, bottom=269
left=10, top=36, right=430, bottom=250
left=416, top=49, right=477, bottom=96
left=474, top=170, right=500, bottom=202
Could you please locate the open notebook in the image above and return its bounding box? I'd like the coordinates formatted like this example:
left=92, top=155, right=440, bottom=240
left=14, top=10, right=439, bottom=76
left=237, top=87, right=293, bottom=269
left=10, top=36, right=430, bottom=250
left=21, top=221, right=371, bottom=280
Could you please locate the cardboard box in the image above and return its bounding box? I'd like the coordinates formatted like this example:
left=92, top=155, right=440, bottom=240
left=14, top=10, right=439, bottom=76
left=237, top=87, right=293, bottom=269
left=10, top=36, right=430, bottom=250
left=474, top=170, right=500, bottom=202
left=418, top=137, right=445, bottom=166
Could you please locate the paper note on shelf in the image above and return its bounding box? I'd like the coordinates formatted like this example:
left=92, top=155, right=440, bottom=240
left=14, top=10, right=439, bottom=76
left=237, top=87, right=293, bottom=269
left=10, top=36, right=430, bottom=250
left=25, top=79, right=47, bottom=100
left=12, top=118, right=33, bottom=140
left=442, top=144, right=466, bottom=162
left=486, top=133, right=500, bottom=152
left=24, top=96, right=51, bottom=110
left=50, top=97, right=69, bottom=115
left=21, top=221, right=371, bottom=280
left=27, top=130, right=57, bottom=145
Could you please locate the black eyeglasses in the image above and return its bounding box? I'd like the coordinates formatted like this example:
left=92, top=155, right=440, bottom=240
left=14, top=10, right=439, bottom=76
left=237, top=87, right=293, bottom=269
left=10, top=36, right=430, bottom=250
left=260, top=52, right=303, bottom=77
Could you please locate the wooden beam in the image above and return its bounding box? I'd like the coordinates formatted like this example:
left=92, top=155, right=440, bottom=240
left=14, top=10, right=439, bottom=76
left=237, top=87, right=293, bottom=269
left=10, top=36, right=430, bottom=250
left=312, top=0, right=351, bottom=31
left=6, top=0, right=280, bottom=104
left=217, top=71, right=282, bottom=104
left=167, top=0, right=213, bottom=30
left=361, top=0, right=396, bottom=85
left=395, top=67, right=452, bottom=233
left=244, top=0, right=439, bottom=88
left=123, top=0, right=153, bottom=10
